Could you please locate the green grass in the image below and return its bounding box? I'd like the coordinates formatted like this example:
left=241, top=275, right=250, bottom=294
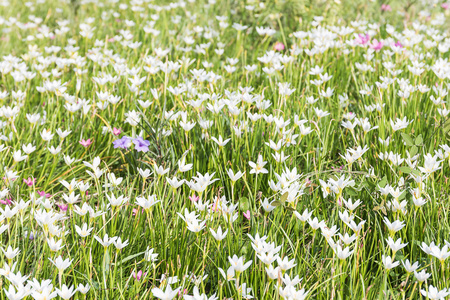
left=0, top=0, right=450, bottom=299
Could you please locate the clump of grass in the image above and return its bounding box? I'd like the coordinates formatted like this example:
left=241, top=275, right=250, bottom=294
left=0, top=0, right=449, bottom=299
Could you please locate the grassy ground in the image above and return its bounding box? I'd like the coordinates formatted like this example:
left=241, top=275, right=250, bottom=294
left=0, top=0, right=450, bottom=299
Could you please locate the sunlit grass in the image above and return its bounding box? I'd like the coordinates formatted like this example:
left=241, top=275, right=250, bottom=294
left=0, top=0, right=450, bottom=299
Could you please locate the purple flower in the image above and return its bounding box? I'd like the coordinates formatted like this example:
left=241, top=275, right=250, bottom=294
left=28, top=232, right=36, bottom=240
left=113, top=136, right=132, bottom=149
left=133, top=137, right=150, bottom=153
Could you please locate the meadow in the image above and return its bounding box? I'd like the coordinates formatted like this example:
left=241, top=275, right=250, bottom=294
left=0, top=0, right=450, bottom=299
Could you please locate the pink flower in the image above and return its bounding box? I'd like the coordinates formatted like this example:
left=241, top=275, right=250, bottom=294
left=0, top=198, right=12, bottom=205
left=442, top=3, right=450, bottom=9
left=57, top=204, right=68, bottom=212
left=331, top=165, right=344, bottom=173
left=131, top=270, right=146, bottom=280
left=132, top=208, right=144, bottom=216
left=79, top=139, right=93, bottom=147
left=23, top=177, right=36, bottom=187
left=381, top=4, right=391, bottom=11
left=355, top=33, right=370, bottom=45
left=273, top=42, right=285, bottom=51
left=189, top=194, right=199, bottom=202
left=37, top=191, right=52, bottom=198
left=243, top=210, right=251, bottom=220
left=113, top=127, right=122, bottom=136
left=3, top=177, right=16, bottom=182
left=369, top=39, right=383, bottom=51
left=108, top=38, right=115, bottom=42
left=393, top=41, right=403, bottom=48
left=211, top=200, right=220, bottom=212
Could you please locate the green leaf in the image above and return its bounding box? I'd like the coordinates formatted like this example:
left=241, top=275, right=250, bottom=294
left=401, top=133, right=414, bottom=146
left=355, top=181, right=369, bottom=191
left=346, top=188, right=357, bottom=196
left=280, top=192, right=288, bottom=203
left=104, top=250, right=111, bottom=273
left=410, top=145, right=418, bottom=157
left=411, top=169, right=421, bottom=176
left=378, top=176, right=388, bottom=188
left=399, top=166, right=411, bottom=174
left=395, top=252, right=405, bottom=261
left=444, top=117, right=450, bottom=134
left=415, top=134, right=423, bottom=146
left=92, top=281, right=101, bottom=290
left=120, top=251, right=145, bottom=265
left=271, top=201, right=281, bottom=207
left=373, top=205, right=387, bottom=215
left=239, top=197, right=250, bottom=211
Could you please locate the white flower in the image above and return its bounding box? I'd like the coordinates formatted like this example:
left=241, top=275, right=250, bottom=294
left=56, top=284, right=76, bottom=300
left=2, top=246, right=20, bottom=260
left=77, top=283, right=90, bottom=294
left=94, top=234, right=117, bottom=248
left=136, top=195, right=160, bottom=210
left=211, top=135, right=231, bottom=147
left=227, top=169, right=245, bottom=182
left=228, top=255, right=252, bottom=272
left=249, top=155, right=268, bottom=174
left=138, top=168, right=152, bottom=178
left=152, top=285, right=181, bottom=300
left=382, top=255, right=399, bottom=270
left=420, top=285, right=450, bottom=300
left=49, top=256, right=72, bottom=272
left=210, top=226, right=228, bottom=241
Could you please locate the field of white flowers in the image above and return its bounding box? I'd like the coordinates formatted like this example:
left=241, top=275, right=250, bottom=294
left=1, top=0, right=450, bottom=298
